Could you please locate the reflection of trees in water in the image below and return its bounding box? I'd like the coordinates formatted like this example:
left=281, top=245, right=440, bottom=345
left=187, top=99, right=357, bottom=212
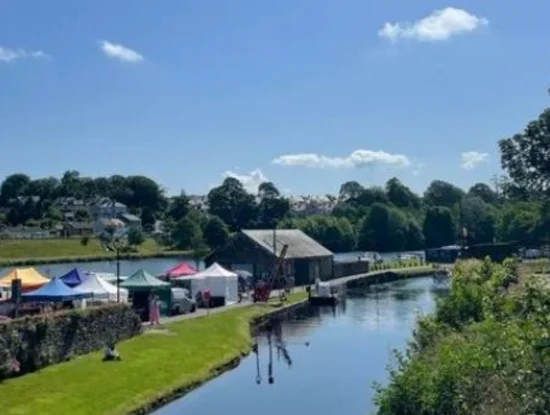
left=391, top=287, right=424, bottom=302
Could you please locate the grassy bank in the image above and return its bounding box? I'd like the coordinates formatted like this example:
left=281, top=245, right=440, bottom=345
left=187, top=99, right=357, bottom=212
left=0, top=293, right=307, bottom=415
left=0, top=238, right=192, bottom=267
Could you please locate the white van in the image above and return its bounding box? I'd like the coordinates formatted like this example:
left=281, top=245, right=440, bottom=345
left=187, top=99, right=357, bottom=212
left=170, top=288, right=196, bottom=315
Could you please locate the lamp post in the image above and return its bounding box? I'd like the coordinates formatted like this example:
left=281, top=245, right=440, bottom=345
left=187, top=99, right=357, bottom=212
left=112, top=238, right=125, bottom=303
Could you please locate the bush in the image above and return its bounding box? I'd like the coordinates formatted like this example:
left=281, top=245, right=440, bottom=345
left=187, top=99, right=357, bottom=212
left=127, top=227, right=145, bottom=246
left=374, top=257, right=550, bottom=415
left=0, top=303, right=141, bottom=381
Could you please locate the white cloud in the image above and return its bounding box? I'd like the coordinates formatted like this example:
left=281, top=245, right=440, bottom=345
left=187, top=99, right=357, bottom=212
left=272, top=149, right=410, bottom=169
left=223, top=169, right=268, bottom=194
left=461, top=151, right=489, bottom=170
left=0, top=46, right=50, bottom=63
left=378, top=8, right=489, bottom=42
left=100, top=40, right=144, bottom=63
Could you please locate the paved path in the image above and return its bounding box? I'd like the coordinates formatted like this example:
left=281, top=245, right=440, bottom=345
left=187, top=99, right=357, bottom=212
left=143, top=288, right=305, bottom=328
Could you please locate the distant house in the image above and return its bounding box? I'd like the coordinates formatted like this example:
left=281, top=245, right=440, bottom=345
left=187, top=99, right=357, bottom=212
left=89, top=200, right=128, bottom=220
left=120, top=213, right=142, bottom=230
left=54, top=197, right=85, bottom=212
left=62, top=221, right=94, bottom=238
left=93, top=217, right=126, bottom=237
left=204, top=229, right=334, bottom=286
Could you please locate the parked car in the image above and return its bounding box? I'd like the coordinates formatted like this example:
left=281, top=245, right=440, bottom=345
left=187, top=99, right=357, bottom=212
left=170, top=288, right=196, bottom=315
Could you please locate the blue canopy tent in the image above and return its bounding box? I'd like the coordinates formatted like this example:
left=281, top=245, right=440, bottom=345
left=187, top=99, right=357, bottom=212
left=21, top=277, right=92, bottom=302
left=59, top=268, right=88, bottom=287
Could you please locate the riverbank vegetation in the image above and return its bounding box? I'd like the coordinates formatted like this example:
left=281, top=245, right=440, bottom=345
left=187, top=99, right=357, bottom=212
left=0, top=293, right=307, bottom=415
left=374, top=258, right=550, bottom=414
left=1, top=107, right=550, bottom=257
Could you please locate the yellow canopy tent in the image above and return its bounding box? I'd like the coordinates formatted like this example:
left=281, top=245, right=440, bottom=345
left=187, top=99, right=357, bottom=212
left=0, top=267, right=49, bottom=289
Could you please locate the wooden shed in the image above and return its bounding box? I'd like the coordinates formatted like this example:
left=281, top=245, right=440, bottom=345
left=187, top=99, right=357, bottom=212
left=204, top=229, right=334, bottom=286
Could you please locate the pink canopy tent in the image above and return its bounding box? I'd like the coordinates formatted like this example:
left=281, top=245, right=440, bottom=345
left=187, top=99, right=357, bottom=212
left=165, top=263, right=198, bottom=278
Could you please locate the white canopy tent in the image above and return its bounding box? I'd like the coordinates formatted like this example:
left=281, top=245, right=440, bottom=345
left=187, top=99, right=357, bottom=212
left=77, top=273, right=129, bottom=302
left=177, top=263, right=239, bottom=304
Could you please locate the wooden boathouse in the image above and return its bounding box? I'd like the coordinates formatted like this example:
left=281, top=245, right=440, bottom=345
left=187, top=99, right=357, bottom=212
left=203, top=229, right=334, bottom=286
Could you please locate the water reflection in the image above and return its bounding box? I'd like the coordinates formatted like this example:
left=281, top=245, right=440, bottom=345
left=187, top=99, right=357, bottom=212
left=152, top=276, right=447, bottom=415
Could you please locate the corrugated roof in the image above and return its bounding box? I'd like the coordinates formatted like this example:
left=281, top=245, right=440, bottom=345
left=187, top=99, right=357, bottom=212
left=241, top=229, right=333, bottom=259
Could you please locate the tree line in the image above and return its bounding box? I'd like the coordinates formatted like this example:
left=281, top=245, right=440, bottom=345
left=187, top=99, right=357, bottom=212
left=2, top=107, right=550, bottom=253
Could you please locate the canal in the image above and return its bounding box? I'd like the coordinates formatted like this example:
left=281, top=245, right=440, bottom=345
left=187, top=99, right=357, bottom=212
left=152, top=276, right=447, bottom=415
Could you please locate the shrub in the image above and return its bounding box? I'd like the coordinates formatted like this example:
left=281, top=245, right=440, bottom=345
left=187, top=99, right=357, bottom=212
left=374, top=257, right=550, bottom=415
left=0, top=303, right=141, bottom=381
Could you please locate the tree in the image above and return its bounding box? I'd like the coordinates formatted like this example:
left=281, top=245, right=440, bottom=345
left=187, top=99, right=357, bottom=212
left=424, top=180, right=464, bottom=208
left=468, top=183, right=499, bottom=205
left=171, top=215, right=204, bottom=250
left=74, top=208, right=90, bottom=221
left=339, top=181, right=364, bottom=201
left=461, top=196, right=496, bottom=245
left=499, top=108, right=550, bottom=193
left=291, top=215, right=356, bottom=252
left=207, top=178, right=257, bottom=231
left=355, top=186, right=389, bottom=207
left=123, top=175, right=166, bottom=213
left=406, top=220, right=425, bottom=250
left=257, top=182, right=290, bottom=228
left=167, top=192, right=191, bottom=222
left=202, top=216, right=230, bottom=249
left=0, top=174, right=30, bottom=205
left=127, top=227, right=145, bottom=246
left=258, top=181, right=280, bottom=199
left=357, top=203, right=408, bottom=252
left=498, top=202, right=541, bottom=246
left=25, top=177, right=59, bottom=201
left=386, top=177, right=421, bottom=208
left=59, top=170, right=82, bottom=198
left=423, top=206, right=456, bottom=248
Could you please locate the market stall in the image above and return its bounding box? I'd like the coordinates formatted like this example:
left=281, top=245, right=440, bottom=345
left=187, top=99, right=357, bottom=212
left=162, top=262, right=198, bottom=280
left=0, top=267, right=49, bottom=292
left=59, top=268, right=88, bottom=288
left=21, top=277, right=92, bottom=302
left=120, top=269, right=171, bottom=320
left=76, top=273, right=129, bottom=302
left=178, top=263, right=239, bottom=306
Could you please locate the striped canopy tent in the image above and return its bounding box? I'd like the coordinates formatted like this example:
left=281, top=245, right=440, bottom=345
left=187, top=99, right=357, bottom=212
left=0, top=267, right=49, bottom=291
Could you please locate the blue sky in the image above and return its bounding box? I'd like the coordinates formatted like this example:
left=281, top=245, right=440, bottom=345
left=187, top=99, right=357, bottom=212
left=1, top=0, right=549, bottom=196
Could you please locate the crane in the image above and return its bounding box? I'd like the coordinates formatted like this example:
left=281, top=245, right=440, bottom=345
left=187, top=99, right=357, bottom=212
left=253, top=244, right=289, bottom=302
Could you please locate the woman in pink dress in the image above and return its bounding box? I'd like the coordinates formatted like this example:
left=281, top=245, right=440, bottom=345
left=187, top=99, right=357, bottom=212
left=151, top=294, right=161, bottom=325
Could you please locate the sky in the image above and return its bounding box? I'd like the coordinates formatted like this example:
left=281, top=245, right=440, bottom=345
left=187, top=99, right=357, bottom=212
left=1, top=0, right=549, bottom=197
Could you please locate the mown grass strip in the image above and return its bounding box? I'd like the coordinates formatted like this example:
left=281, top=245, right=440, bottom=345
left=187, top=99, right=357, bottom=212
left=0, top=238, right=192, bottom=266
left=0, top=293, right=307, bottom=415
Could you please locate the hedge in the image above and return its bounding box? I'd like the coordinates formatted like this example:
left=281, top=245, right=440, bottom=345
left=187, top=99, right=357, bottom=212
left=0, top=303, right=142, bottom=381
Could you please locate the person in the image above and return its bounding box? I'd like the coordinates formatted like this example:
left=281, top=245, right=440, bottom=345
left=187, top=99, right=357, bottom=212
left=150, top=294, right=161, bottom=325
left=102, top=342, right=121, bottom=362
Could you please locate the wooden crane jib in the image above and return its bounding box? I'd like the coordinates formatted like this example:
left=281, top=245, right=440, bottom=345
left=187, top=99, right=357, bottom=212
left=253, top=243, right=289, bottom=302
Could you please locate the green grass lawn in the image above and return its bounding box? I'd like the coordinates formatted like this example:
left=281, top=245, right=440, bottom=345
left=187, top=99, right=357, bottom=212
left=0, top=294, right=307, bottom=415
left=0, top=238, right=187, bottom=265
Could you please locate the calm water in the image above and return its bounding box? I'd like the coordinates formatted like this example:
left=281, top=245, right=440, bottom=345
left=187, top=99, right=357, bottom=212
left=0, top=251, right=423, bottom=279
left=152, top=276, right=446, bottom=415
